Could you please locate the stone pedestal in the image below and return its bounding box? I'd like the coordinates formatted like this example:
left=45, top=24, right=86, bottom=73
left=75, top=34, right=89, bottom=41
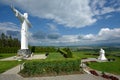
left=17, top=49, right=31, bottom=57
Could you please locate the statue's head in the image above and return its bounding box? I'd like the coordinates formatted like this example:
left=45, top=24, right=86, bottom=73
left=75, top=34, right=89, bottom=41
left=24, top=13, right=28, bottom=18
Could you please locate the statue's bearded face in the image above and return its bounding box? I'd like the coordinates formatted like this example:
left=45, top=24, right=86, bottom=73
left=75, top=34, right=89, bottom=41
left=24, top=13, right=28, bottom=18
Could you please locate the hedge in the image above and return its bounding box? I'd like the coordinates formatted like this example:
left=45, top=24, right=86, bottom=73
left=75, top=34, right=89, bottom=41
left=20, top=58, right=81, bottom=76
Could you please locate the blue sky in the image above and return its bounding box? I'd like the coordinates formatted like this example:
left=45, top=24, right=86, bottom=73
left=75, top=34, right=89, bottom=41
left=0, top=0, right=120, bottom=46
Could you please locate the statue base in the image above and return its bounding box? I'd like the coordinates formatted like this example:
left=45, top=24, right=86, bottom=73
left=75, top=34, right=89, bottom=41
left=17, top=49, right=32, bottom=58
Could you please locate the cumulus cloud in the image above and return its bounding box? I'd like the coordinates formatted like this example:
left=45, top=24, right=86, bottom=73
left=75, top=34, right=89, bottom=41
left=0, top=22, right=20, bottom=36
left=47, top=33, right=60, bottom=39
left=30, top=28, right=120, bottom=46
left=1, top=0, right=120, bottom=28
left=1, top=0, right=96, bottom=28
left=47, top=23, right=58, bottom=31
left=78, top=28, right=120, bottom=44
left=90, top=0, right=120, bottom=16
left=98, top=28, right=120, bottom=41
left=32, top=30, right=46, bottom=39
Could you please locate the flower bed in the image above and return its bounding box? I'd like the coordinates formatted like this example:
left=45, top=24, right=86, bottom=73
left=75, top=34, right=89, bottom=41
left=89, top=70, right=99, bottom=76
left=101, top=74, right=119, bottom=80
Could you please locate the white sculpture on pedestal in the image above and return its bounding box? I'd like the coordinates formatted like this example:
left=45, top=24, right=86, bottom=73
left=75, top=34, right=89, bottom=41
left=11, top=6, right=32, bottom=57
left=98, top=48, right=107, bottom=61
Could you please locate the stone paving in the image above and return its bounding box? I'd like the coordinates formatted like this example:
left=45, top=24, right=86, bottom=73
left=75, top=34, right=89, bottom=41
left=0, top=72, right=107, bottom=80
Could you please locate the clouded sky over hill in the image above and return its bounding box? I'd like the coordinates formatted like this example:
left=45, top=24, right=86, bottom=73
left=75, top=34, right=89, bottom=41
left=0, top=0, right=120, bottom=46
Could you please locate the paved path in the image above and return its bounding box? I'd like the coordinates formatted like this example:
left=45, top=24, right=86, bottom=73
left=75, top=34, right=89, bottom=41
left=81, top=58, right=107, bottom=63
left=0, top=54, right=47, bottom=61
left=24, top=74, right=107, bottom=80
left=0, top=65, right=23, bottom=80
left=25, top=54, right=47, bottom=60
left=0, top=73, right=107, bottom=80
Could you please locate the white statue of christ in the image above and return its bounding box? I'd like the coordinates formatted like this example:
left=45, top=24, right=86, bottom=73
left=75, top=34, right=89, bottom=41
left=11, top=6, right=31, bottom=50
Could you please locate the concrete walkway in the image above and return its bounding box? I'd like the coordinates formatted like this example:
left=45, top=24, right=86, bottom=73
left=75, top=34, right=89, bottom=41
left=0, top=65, right=23, bottom=80
left=0, top=72, right=107, bottom=80
left=0, top=54, right=47, bottom=61
left=24, top=74, right=107, bottom=80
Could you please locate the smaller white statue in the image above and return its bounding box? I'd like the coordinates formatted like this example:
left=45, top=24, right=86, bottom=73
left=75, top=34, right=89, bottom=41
left=98, top=48, right=107, bottom=61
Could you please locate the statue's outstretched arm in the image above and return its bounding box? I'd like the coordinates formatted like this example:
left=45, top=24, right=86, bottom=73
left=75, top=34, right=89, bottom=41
left=11, top=5, right=24, bottom=22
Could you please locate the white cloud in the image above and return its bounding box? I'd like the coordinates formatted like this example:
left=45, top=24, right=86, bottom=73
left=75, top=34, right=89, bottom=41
left=98, top=28, right=120, bottom=41
left=90, top=0, right=120, bottom=16
left=80, top=28, right=120, bottom=43
left=0, top=22, right=20, bottom=33
left=29, top=27, right=120, bottom=46
left=1, top=0, right=96, bottom=28
left=82, top=34, right=95, bottom=40
left=47, top=23, right=58, bottom=31
left=1, top=0, right=120, bottom=28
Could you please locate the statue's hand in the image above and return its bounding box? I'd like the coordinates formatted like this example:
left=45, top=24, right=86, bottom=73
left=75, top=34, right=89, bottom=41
left=15, top=10, right=19, bottom=17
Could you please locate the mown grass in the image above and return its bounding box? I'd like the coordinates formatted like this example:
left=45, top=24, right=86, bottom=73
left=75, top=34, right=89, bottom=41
left=46, top=51, right=97, bottom=60
left=72, top=51, right=97, bottom=59
left=0, top=61, right=23, bottom=73
left=46, top=52, right=65, bottom=60
left=89, top=57, right=120, bottom=75
left=0, top=53, right=16, bottom=59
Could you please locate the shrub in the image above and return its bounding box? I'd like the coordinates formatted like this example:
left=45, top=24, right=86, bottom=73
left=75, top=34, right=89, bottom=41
left=58, top=48, right=73, bottom=58
left=64, top=48, right=73, bottom=58
left=20, top=58, right=81, bottom=76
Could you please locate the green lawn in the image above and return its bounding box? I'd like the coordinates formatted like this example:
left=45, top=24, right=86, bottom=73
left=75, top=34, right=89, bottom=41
left=89, top=57, right=120, bottom=75
left=46, top=52, right=65, bottom=60
left=0, top=61, right=23, bottom=73
left=72, top=51, right=97, bottom=59
left=46, top=51, right=97, bottom=60
left=0, top=53, right=23, bottom=74
left=0, top=53, right=16, bottom=59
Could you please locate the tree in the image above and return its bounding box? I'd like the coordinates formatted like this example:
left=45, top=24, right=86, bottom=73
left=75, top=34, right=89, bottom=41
left=0, top=33, right=20, bottom=48
left=31, top=46, right=35, bottom=53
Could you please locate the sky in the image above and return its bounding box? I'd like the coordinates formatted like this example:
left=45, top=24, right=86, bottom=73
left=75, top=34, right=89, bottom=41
left=0, top=0, right=120, bottom=46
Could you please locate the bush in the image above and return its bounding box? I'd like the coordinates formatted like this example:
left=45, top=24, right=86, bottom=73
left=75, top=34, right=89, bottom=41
left=21, top=58, right=81, bottom=76
left=64, top=48, right=73, bottom=58
left=58, top=48, right=73, bottom=58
